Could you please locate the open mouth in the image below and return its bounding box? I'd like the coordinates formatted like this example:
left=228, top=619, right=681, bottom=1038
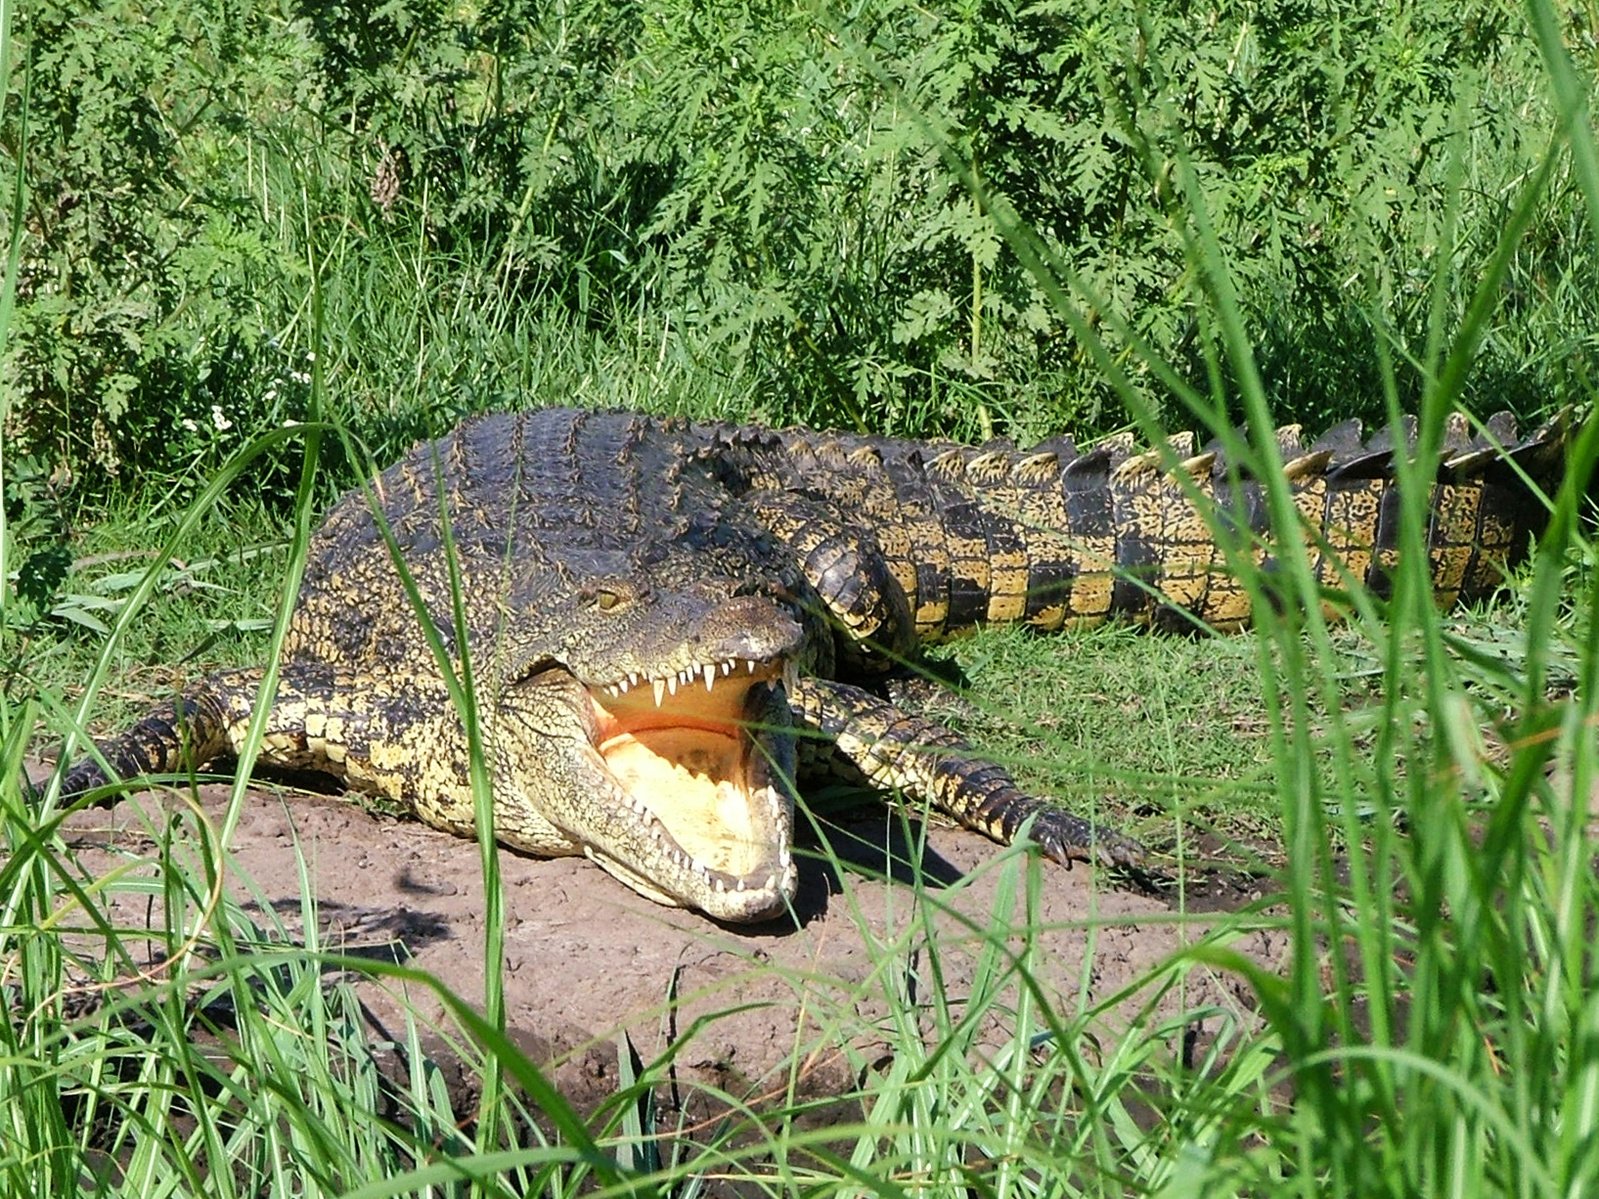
left=587, top=654, right=799, bottom=898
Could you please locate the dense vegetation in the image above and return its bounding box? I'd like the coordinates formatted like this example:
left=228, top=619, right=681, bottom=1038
left=3, top=0, right=1598, bottom=1195
left=6, top=0, right=1593, bottom=490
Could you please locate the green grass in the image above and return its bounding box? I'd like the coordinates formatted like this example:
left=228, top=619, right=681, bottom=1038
left=6, top=2, right=1599, bottom=1196
left=7, top=500, right=287, bottom=718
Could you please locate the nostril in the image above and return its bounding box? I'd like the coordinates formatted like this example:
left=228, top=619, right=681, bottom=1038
left=699, top=595, right=807, bottom=660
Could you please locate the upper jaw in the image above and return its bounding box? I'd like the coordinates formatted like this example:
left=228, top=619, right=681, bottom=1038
left=592, top=653, right=801, bottom=713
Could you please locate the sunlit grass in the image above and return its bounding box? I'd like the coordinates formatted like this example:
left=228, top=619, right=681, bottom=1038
left=4, top=2, right=1597, bottom=1198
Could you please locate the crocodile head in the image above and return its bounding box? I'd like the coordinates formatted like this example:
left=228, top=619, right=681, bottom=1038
left=508, top=582, right=811, bottom=923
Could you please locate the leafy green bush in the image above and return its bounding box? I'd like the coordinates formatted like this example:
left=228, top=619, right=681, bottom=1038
left=3, top=0, right=308, bottom=484
left=488, top=0, right=1589, bottom=436
left=1, top=0, right=1591, bottom=508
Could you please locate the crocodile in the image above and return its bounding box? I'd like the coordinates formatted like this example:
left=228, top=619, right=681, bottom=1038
left=44, top=407, right=1569, bottom=922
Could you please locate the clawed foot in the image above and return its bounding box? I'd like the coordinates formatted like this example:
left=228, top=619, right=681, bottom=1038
left=1024, top=805, right=1148, bottom=875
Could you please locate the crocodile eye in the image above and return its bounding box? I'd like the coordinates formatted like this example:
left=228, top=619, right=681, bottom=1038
left=593, top=587, right=624, bottom=612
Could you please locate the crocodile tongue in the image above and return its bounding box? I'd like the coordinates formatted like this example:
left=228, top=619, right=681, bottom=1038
left=589, top=658, right=795, bottom=892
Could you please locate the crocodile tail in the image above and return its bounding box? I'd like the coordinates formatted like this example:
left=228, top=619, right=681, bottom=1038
left=1035, top=409, right=1565, bottom=632
left=1027, top=409, right=1571, bottom=631
left=756, top=410, right=1570, bottom=640
left=1231, top=409, right=1570, bottom=619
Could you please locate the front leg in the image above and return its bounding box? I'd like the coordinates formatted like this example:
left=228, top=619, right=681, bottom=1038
left=788, top=675, right=1143, bottom=869
left=741, top=489, right=917, bottom=672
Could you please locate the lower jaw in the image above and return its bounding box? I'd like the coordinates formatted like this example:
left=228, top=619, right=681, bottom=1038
left=598, top=733, right=787, bottom=880
left=589, top=829, right=796, bottom=920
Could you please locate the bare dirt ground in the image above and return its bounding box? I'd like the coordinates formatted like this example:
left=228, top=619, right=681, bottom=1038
left=41, top=774, right=1291, bottom=1116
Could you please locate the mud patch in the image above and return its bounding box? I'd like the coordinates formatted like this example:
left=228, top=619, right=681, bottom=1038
left=43, top=775, right=1291, bottom=1114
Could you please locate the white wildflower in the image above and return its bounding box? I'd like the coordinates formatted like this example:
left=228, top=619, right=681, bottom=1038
left=211, top=404, right=233, bottom=432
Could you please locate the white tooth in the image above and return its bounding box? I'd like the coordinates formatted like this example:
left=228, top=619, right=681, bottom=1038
left=713, top=877, right=726, bottom=893
left=746, top=659, right=756, bottom=673
left=704, top=664, right=716, bottom=691
left=735, top=878, right=746, bottom=892
left=720, top=660, right=732, bottom=677
left=652, top=678, right=666, bottom=707
left=667, top=675, right=678, bottom=696
left=763, top=874, right=776, bottom=891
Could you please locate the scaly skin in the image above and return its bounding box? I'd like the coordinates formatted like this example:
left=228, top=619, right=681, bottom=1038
left=705, top=409, right=1565, bottom=638
left=47, top=407, right=1569, bottom=921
